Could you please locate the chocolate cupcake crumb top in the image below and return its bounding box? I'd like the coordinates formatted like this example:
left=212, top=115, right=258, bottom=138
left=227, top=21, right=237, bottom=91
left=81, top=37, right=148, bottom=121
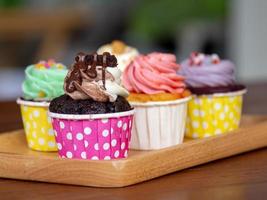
left=49, top=94, right=131, bottom=114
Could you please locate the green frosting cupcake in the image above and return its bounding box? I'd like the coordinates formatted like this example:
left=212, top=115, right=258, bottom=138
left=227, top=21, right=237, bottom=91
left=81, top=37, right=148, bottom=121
left=22, top=60, right=68, bottom=101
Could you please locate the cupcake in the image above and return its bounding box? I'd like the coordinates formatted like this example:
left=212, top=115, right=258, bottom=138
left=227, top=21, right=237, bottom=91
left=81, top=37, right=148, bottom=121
left=17, top=60, right=68, bottom=151
left=49, top=52, right=134, bottom=160
left=122, top=52, right=191, bottom=150
left=179, top=52, right=247, bottom=138
left=97, top=40, right=139, bottom=72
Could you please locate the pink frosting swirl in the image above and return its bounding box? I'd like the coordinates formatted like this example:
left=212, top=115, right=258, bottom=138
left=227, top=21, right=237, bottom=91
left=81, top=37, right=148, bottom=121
left=122, top=52, right=185, bottom=94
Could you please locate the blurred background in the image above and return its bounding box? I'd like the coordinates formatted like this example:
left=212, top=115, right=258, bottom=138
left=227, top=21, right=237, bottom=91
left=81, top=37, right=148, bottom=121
left=0, top=0, right=266, bottom=112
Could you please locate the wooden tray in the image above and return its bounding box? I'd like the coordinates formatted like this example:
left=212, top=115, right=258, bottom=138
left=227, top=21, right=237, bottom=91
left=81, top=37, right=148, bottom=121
left=0, top=115, right=266, bottom=188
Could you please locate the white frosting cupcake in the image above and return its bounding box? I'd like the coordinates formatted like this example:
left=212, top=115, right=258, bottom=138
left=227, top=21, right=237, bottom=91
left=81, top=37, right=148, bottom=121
left=97, top=40, right=139, bottom=72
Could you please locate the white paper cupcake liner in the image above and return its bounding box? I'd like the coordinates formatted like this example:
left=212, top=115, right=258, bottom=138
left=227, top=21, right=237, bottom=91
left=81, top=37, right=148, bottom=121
left=129, top=96, right=191, bottom=150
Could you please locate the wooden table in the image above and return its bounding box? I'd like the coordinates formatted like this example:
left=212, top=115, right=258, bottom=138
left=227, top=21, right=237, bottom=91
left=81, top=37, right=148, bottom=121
left=0, top=83, right=267, bottom=200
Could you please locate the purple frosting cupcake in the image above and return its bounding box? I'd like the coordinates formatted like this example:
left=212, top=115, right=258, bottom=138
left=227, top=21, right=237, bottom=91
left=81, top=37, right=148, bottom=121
left=179, top=52, right=247, bottom=139
left=179, top=52, right=245, bottom=95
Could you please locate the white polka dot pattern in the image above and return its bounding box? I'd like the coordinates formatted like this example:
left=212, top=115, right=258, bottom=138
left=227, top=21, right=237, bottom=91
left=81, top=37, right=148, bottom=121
left=38, top=138, right=45, bottom=145
left=111, top=139, right=117, bottom=147
left=94, top=143, right=99, bottom=150
left=66, top=151, right=73, bottom=158
left=76, top=133, right=83, bottom=140
left=66, top=132, right=72, bottom=140
left=102, top=129, right=109, bottom=137
left=81, top=151, right=87, bottom=159
left=51, top=115, right=134, bottom=160
left=20, top=104, right=57, bottom=151
left=59, top=121, right=65, bottom=129
left=84, top=140, right=89, bottom=148
left=186, top=93, right=244, bottom=139
left=114, top=150, right=120, bottom=158
left=57, top=143, right=62, bottom=150
left=103, top=143, right=110, bottom=150
left=84, top=127, right=92, bottom=135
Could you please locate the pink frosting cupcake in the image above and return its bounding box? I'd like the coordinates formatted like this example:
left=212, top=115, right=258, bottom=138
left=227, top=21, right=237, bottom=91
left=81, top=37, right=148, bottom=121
left=122, top=52, right=191, bottom=150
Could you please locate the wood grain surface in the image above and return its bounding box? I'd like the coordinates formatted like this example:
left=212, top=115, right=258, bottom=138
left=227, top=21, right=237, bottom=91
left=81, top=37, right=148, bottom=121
left=0, top=83, right=266, bottom=199
left=0, top=115, right=266, bottom=188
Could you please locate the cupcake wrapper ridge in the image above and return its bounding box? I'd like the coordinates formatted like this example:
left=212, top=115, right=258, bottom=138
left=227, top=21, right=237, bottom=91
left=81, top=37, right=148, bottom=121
left=49, top=111, right=134, bottom=160
left=130, top=97, right=191, bottom=150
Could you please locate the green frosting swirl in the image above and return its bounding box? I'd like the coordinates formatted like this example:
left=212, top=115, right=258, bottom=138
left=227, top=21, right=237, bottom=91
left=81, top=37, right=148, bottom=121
left=22, top=63, right=68, bottom=101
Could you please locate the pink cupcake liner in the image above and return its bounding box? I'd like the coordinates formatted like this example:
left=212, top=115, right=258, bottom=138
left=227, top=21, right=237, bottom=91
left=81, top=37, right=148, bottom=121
left=49, top=110, right=134, bottom=160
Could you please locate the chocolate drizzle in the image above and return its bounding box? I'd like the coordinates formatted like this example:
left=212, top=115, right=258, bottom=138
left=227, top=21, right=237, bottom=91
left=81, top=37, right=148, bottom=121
left=65, top=52, right=117, bottom=93
left=102, top=52, right=108, bottom=89
left=87, top=54, right=97, bottom=78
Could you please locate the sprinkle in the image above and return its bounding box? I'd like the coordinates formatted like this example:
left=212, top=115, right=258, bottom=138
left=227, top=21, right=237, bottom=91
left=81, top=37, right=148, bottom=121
left=193, top=51, right=199, bottom=56
left=36, top=64, right=46, bottom=69
left=56, top=63, right=65, bottom=69
left=198, top=54, right=205, bottom=61
left=45, top=62, right=50, bottom=68
left=34, top=59, right=64, bottom=70
left=48, top=59, right=55, bottom=66
left=211, top=54, right=220, bottom=64
left=189, top=52, right=205, bottom=66
left=111, top=40, right=126, bottom=54
left=189, top=52, right=220, bottom=66
left=38, top=91, right=46, bottom=97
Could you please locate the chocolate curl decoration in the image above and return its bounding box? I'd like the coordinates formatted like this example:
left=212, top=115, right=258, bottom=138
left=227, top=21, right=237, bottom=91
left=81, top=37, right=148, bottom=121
left=102, top=52, right=107, bottom=89
left=65, top=52, right=117, bottom=93
left=86, top=53, right=98, bottom=78
left=65, top=52, right=86, bottom=93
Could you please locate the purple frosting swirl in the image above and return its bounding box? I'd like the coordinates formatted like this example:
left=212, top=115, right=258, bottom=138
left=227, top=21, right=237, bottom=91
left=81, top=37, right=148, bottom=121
left=179, top=54, right=236, bottom=88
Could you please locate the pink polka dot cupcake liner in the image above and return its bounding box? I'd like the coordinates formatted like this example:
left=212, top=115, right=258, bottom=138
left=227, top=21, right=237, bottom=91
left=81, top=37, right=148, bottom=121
left=48, top=110, right=134, bottom=160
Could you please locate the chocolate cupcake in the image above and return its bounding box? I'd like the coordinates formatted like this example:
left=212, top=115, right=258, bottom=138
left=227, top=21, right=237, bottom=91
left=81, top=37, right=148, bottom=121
left=179, top=52, right=247, bottom=139
left=49, top=52, right=134, bottom=160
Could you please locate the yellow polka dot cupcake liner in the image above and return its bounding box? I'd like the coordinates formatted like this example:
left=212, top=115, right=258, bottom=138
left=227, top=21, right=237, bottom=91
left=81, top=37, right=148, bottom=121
left=185, top=90, right=246, bottom=139
left=17, top=99, right=57, bottom=151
